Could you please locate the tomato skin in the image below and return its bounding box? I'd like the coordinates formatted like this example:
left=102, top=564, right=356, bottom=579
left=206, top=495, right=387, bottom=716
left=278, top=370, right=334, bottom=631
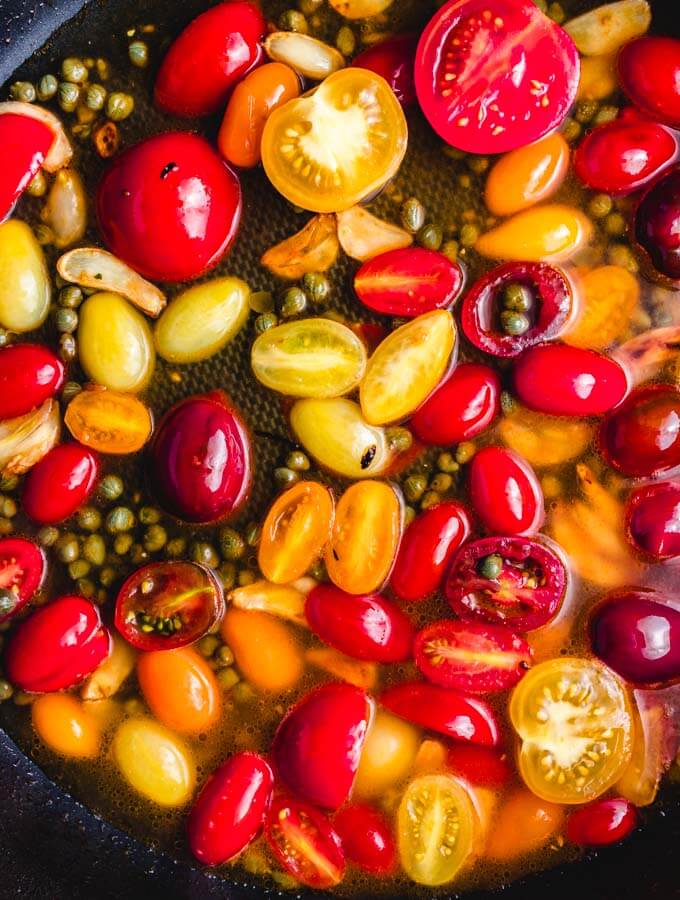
left=627, top=481, right=680, bottom=560
left=485, top=133, right=569, bottom=217
left=619, top=37, right=680, bottom=128
left=469, top=447, right=544, bottom=537
left=5, top=595, right=111, bottom=692
left=305, top=584, right=414, bottom=663
left=353, top=35, right=417, bottom=106
left=0, top=538, right=46, bottom=621
left=334, top=803, right=396, bottom=875
left=187, top=752, right=274, bottom=866
left=137, top=648, right=221, bottom=735
left=154, top=2, right=265, bottom=117
left=567, top=798, right=637, bottom=847
left=390, top=501, right=471, bottom=602
left=446, top=744, right=511, bottom=787
left=22, top=443, right=99, bottom=525
left=634, top=166, right=680, bottom=284
left=0, top=344, right=64, bottom=420
left=0, top=113, right=54, bottom=220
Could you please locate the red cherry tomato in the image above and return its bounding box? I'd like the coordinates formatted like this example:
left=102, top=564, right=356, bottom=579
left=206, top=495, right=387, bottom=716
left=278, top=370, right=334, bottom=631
left=0, top=344, right=64, bottom=420
left=5, top=595, right=111, bottom=692
left=0, top=538, right=46, bottom=621
left=414, top=619, right=532, bottom=693
left=469, top=447, right=544, bottom=536
left=634, top=165, right=680, bottom=285
left=415, top=0, right=579, bottom=154
left=411, top=363, right=501, bottom=446
left=353, top=34, right=417, bottom=107
left=380, top=681, right=500, bottom=746
left=354, top=248, right=463, bottom=317
left=566, top=798, right=637, bottom=847
left=599, top=384, right=680, bottom=477
left=446, top=744, right=512, bottom=787
left=22, top=443, right=99, bottom=525
left=97, top=133, right=242, bottom=283
left=0, top=113, right=54, bottom=221
left=462, top=262, right=574, bottom=358
left=619, top=37, right=680, bottom=128
left=334, top=803, right=396, bottom=876
left=627, top=481, right=680, bottom=560
left=446, top=536, right=567, bottom=631
left=513, top=344, right=629, bottom=417
left=305, top=584, right=414, bottom=663
left=187, top=752, right=274, bottom=866
left=154, top=1, right=265, bottom=117
left=390, top=501, right=471, bottom=602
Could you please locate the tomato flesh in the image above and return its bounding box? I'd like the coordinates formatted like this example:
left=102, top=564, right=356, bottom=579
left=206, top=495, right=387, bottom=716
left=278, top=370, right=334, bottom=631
left=266, top=795, right=345, bottom=889
left=567, top=798, right=637, bottom=847
left=0, top=343, right=64, bottom=420
left=22, top=443, right=99, bottom=525
left=0, top=112, right=54, bottom=221
left=352, top=35, right=417, bottom=107
left=0, top=538, right=46, bottom=621
left=619, top=36, right=680, bottom=128
left=469, top=446, right=544, bottom=536
left=333, top=803, right=396, bottom=875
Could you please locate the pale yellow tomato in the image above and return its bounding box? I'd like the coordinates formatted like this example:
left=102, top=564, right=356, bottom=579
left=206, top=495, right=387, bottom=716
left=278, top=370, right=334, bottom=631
left=32, top=694, right=101, bottom=759
left=0, top=220, right=50, bottom=332
left=354, top=709, right=420, bottom=799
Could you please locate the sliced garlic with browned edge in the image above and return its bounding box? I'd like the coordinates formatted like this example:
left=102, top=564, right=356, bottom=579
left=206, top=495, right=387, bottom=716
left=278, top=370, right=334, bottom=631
left=336, top=206, right=412, bottom=261
left=42, top=169, right=87, bottom=249
left=0, top=101, right=73, bottom=171
left=0, top=398, right=61, bottom=478
left=564, top=0, right=651, bottom=56
left=261, top=214, right=339, bottom=279
left=229, top=580, right=310, bottom=626
left=264, top=32, right=345, bottom=80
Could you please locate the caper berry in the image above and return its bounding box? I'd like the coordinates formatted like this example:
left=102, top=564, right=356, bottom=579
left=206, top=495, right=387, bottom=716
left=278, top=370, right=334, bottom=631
left=0, top=589, right=17, bottom=618
left=58, top=333, right=77, bottom=362
left=437, top=452, right=459, bottom=474
left=386, top=427, right=413, bottom=454
left=36, top=74, right=58, bottom=101
left=37, top=526, right=59, bottom=547
left=245, top=523, right=261, bottom=547
left=249, top=290, right=274, bottom=314
left=254, top=312, right=278, bottom=334
left=500, top=309, right=531, bottom=336
left=220, top=527, right=246, bottom=561
left=336, top=25, right=356, bottom=56
left=106, top=92, right=134, bottom=121
left=279, top=9, right=308, bottom=33
left=26, top=171, right=47, bottom=197
left=430, top=473, right=453, bottom=493
left=403, top=473, right=427, bottom=503
left=83, top=534, right=106, bottom=566
left=55, top=307, right=78, bottom=334
left=280, top=286, right=307, bottom=319
left=100, top=474, right=124, bottom=501
left=217, top=667, right=240, bottom=691
left=459, top=223, right=480, bottom=247
left=85, top=83, right=107, bottom=111
left=479, top=553, right=503, bottom=579
left=274, top=466, right=300, bottom=487
left=128, top=40, right=149, bottom=67
left=10, top=81, right=36, bottom=103
left=68, top=559, right=91, bottom=580
left=139, top=506, right=161, bottom=525
left=302, top=272, right=330, bottom=304
left=58, top=81, right=80, bottom=113
left=456, top=441, right=476, bottom=464
left=113, top=533, right=134, bottom=556
left=217, top=561, right=237, bottom=591
left=191, top=541, right=220, bottom=568
left=401, top=197, right=426, bottom=234
left=417, top=223, right=443, bottom=251
left=61, top=57, right=88, bottom=84
left=57, top=534, right=80, bottom=564
left=0, top=679, right=14, bottom=702
left=77, top=507, right=102, bottom=532
left=165, top=537, right=187, bottom=559
left=286, top=450, right=310, bottom=472
left=502, top=282, right=532, bottom=312
left=106, top=506, right=135, bottom=533
left=144, top=524, right=167, bottom=553
left=421, top=490, right=441, bottom=510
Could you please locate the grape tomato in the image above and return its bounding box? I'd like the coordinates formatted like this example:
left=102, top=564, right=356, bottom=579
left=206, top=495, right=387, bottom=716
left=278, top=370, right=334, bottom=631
left=22, top=443, right=99, bottom=525
left=352, top=34, right=417, bottom=107
left=567, top=797, right=637, bottom=847
left=475, top=204, right=593, bottom=263
left=411, top=363, right=500, bottom=446
left=485, top=133, right=570, bottom=218
left=0, top=344, right=64, bottom=421
left=333, top=803, right=396, bottom=875
left=137, top=647, right=221, bottom=735
left=619, top=36, right=680, bottom=128
left=627, top=481, right=680, bottom=560
left=469, top=446, right=544, bottom=537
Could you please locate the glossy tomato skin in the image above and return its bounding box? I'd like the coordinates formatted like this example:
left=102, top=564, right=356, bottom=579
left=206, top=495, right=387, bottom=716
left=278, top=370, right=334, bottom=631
left=22, top=443, right=99, bottom=525
left=513, top=344, right=629, bottom=417
left=446, top=744, right=511, bottom=787
left=627, top=481, right=680, bottom=560
left=154, top=1, right=265, bottom=117
left=390, top=501, right=471, bottom=602
left=353, top=35, right=417, bottom=106
left=149, top=391, right=251, bottom=524
left=97, top=133, right=242, bottom=283
left=187, top=752, right=274, bottom=866
left=411, top=363, right=501, bottom=446
left=0, top=344, right=64, bottom=420
left=0, top=113, right=54, bottom=221
left=567, top=798, right=637, bottom=847
left=619, top=37, right=680, bottom=128
left=469, top=447, right=544, bottom=536
left=334, top=803, right=396, bottom=875
left=0, top=538, right=46, bottom=621
left=305, top=585, right=414, bottom=663
left=5, top=595, right=111, bottom=692
left=634, top=166, right=680, bottom=284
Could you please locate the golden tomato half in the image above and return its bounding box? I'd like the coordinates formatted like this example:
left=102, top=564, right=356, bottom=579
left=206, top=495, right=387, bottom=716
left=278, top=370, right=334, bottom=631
left=64, top=387, right=153, bottom=455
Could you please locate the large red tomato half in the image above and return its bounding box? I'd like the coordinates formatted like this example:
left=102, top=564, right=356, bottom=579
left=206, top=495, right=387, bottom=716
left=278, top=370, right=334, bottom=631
left=415, top=0, right=579, bottom=154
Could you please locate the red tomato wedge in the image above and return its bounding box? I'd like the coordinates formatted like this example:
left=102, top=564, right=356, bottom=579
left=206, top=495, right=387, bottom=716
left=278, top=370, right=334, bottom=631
left=415, top=0, right=579, bottom=154
left=0, top=113, right=54, bottom=221
left=0, top=538, right=46, bottom=621
left=266, top=795, right=345, bottom=889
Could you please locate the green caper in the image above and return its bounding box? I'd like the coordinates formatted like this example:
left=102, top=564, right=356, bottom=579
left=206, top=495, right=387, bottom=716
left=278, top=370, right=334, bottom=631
left=421, top=490, right=441, bottom=510
left=113, top=533, right=134, bottom=556
left=99, top=566, right=117, bottom=588
left=198, top=635, right=220, bottom=657
left=77, top=507, right=102, bottom=532
left=95, top=58, right=110, bottom=80
left=61, top=57, right=88, bottom=84
left=302, top=272, right=330, bottom=304
left=456, top=441, right=476, bottom=464
left=605, top=212, right=627, bottom=237
left=280, top=286, right=307, bottom=319
left=479, top=553, right=503, bottom=579
left=0, top=589, right=17, bottom=618
left=459, top=223, right=480, bottom=247
left=286, top=450, right=310, bottom=472
left=83, top=534, right=106, bottom=566
left=129, top=544, right=148, bottom=566
left=403, top=505, right=416, bottom=528
left=68, top=559, right=91, bottom=580
left=254, top=312, right=278, bottom=334
left=336, top=25, right=356, bottom=56
left=57, top=533, right=80, bottom=564
left=592, top=104, right=619, bottom=126
left=0, top=475, right=17, bottom=492
left=77, top=578, right=96, bottom=598
left=503, top=282, right=532, bottom=312
left=215, top=645, right=234, bottom=667
left=0, top=518, right=13, bottom=536
left=588, top=194, right=613, bottom=219
left=0, top=679, right=14, bottom=702
left=547, top=2, right=565, bottom=23
left=144, top=525, right=167, bottom=553
left=128, top=40, right=149, bottom=67
left=238, top=569, right=257, bottom=587
left=430, top=473, right=453, bottom=493
left=61, top=381, right=83, bottom=404
left=217, top=561, right=237, bottom=591
left=437, top=452, right=459, bottom=474
left=607, top=243, right=638, bottom=272
left=10, top=81, right=36, bottom=103
left=106, top=92, right=134, bottom=121
left=274, top=466, right=300, bottom=487
left=561, top=117, right=581, bottom=142
left=308, top=558, right=327, bottom=582
left=245, top=523, right=261, bottom=547
left=575, top=99, right=598, bottom=124
left=219, top=527, right=246, bottom=561
left=401, top=197, right=426, bottom=234
left=249, top=291, right=274, bottom=314
left=26, top=171, right=47, bottom=197
left=59, top=285, right=84, bottom=309
left=85, top=83, right=107, bottom=111
left=298, top=0, right=323, bottom=13
left=191, top=541, right=220, bottom=568
left=165, top=537, right=187, bottom=559
left=500, top=309, right=531, bottom=336
left=58, top=81, right=80, bottom=112
left=441, top=240, right=459, bottom=262
left=37, top=526, right=59, bottom=548
left=106, top=506, right=135, bottom=533
left=468, top=156, right=490, bottom=175
left=500, top=390, right=516, bottom=415
left=417, top=223, right=443, bottom=251
left=100, top=474, right=124, bottom=501
left=386, top=427, right=413, bottom=454
left=139, top=506, right=161, bottom=525
left=59, top=333, right=77, bottom=362
left=279, top=9, right=308, bottom=33
left=217, top=667, right=240, bottom=691
left=55, top=307, right=78, bottom=334
left=36, top=74, right=58, bottom=101
left=0, top=497, right=16, bottom=519
left=403, top=473, right=427, bottom=503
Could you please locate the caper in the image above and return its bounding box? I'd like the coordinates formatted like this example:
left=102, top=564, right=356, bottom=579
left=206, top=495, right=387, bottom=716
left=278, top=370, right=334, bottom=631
left=430, top=473, right=453, bottom=493
left=83, top=534, right=106, bottom=566
left=575, top=99, right=598, bottom=124
left=403, top=505, right=416, bottom=527
left=308, top=558, right=327, bottom=582
left=588, top=194, right=613, bottom=219
left=139, top=506, right=161, bottom=525
left=99, top=566, right=117, bottom=588
left=215, top=645, right=234, bottom=667
left=593, top=104, right=619, bottom=126
left=59, top=285, right=84, bottom=308
left=68, top=559, right=91, bottom=580
left=503, top=282, right=532, bottom=312
left=298, top=0, right=323, bottom=13
left=26, top=171, right=47, bottom=197
left=459, top=223, right=480, bottom=247
left=274, top=466, right=300, bottom=487
left=0, top=475, right=17, bottom=493
left=249, top=291, right=274, bottom=314
left=401, top=197, right=426, bottom=234
left=441, top=240, right=459, bottom=262
left=220, top=527, right=246, bottom=561
left=10, top=81, right=36, bottom=103
left=57, top=534, right=80, bottom=564
left=57, top=81, right=80, bottom=113
left=468, top=156, right=490, bottom=175
left=302, top=272, right=330, bottom=304
left=198, top=635, right=220, bottom=658
left=500, top=309, right=531, bottom=336
left=561, top=117, right=581, bottom=143
left=77, top=507, right=102, bottom=532
left=58, top=333, right=77, bottom=362
left=0, top=679, right=14, bottom=702
left=61, top=57, right=88, bottom=84
left=403, top=473, right=427, bottom=503
left=456, top=441, right=476, bottom=464
left=279, top=9, right=308, bottom=33
left=128, top=40, right=149, bottom=67
left=144, top=524, right=167, bottom=553
left=607, top=243, right=639, bottom=272
left=55, top=307, right=78, bottom=334
left=437, top=452, right=459, bottom=474
left=113, top=533, right=134, bottom=556
left=95, top=58, right=110, bottom=81
left=13, top=690, right=35, bottom=706
left=37, top=526, right=59, bottom=548
left=280, top=286, right=307, bottom=319
left=217, top=667, right=240, bottom=691
left=0, top=589, right=17, bottom=618
left=500, top=390, right=516, bottom=415
left=191, top=541, right=220, bottom=568
left=0, top=497, right=16, bottom=519
left=129, top=544, right=148, bottom=566
left=165, top=537, right=187, bottom=559
left=245, top=523, right=261, bottom=547
left=336, top=25, right=356, bottom=56
left=217, top=561, right=237, bottom=591
left=479, top=553, right=503, bottom=579
left=386, top=426, right=413, bottom=454
left=100, top=474, right=124, bottom=501
left=417, top=223, right=443, bottom=251
left=106, top=92, right=134, bottom=121
left=254, top=312, right=278, bottom=334
left=421, top=490, right=441, bottom=510
left=106, top=506, right=135, bottom=533
left=36, top=74, right=58, bottom=101
left=238, top=569, right=257, bottom=587
left=61, top=381, right=82, bottom=404
left=605, top=212, right=627, bottom=237
left=77, top=578, right=96, bottom=598
left=0, top=518, right=12, bottom=537
left=85, top=83, right=107, bottom=111
left=547, top=2, right=565, bottom=23
left=286, top=450, right=310, bottom=472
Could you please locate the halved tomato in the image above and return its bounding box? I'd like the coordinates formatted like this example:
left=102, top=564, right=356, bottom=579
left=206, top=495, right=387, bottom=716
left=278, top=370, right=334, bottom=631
left=0, top=112, right=55, bottom=221
left=266, top=795, right=345, bottom=889
left=0, top=538, right=46, bottom=620
left=64, top=386, right=153, bottom=455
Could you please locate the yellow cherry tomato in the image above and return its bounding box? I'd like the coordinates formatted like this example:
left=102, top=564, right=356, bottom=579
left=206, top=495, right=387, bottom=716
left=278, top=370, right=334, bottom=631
left=78, top=292, right=155, bottom=393
left=326, top=480, right=403, bottom=595
left=578, top=54, right=618, bottom=100
left=112, top=717, right=195, bottom=807
left=32, top=693, right=101, bottom=759
left=498, top=405, right=593, bottom=468
left=486, top=788, right=565, bottom=861
left=258, top=481, right=334, bottom=584
left=261, top=68, right=407, bottom=213
left=360, top=310, right=456, bottom=426
left=485, top=133, right=570, bottom=217
left=64, top=386, right=153, bottom=455
left=475, top=205, right=593, bottom=263
left=565, top=265, right=640, bottom=351
left=0, top=219, right=50, bottom=333
left=329, top=0, right=394, bottom=17
left=221, top=607, right=303, bottom=693
left=354, top=709, right=420, bottom=799
left=137, top=647, right=221, bottom=735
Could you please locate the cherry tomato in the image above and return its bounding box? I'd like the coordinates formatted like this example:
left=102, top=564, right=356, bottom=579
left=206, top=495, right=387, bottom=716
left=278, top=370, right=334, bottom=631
left=475, top=204, right=592, bottom=263
left=64, top=387, right=153, bottom=455
left=273, top=682, right=373, bottom=809
left=149, top=391, right=251, bottom=524
left=0, top=538, right=46, bottom=621
left=115, top=561, right=224, bottom=652
left=446, top=536, right=567, bottom=632
left=137, top=647, right=221, bottom=735
left=469, top=446, right=544, bottom=536
left=222, top=607, right=303, bottom=694
left=354, top=709, right=420, bottom=799
left=414, top=619, right=532, bottom=693
left=218, top=63, right=300, bottom=168
left=567, top=798, right=637, bottom=847
left=333, top=803, right=396, bottom=876
left=461, top=262, right=574, bottom=359
left=188, top=752, right=274, bottom=866
left=619, top=36, right=680, bottom=128
left=32, top=694, right=101, bottom=760
left=22, top=443, right=99, bottom=525
left=5, top=595, right=111, bottom=693
left=415, top=0, right=579, bottom=154
left=390, top=501, right=471, bottom=602
left=0, top=112, right=54, bottom=220
left=599, top=384, right=680, bottom=477
left=565, top=264, right=640, bottom=351
left=486, top=788, right=564, bottom=861
left=266, top=795, right=345, bottom=889
left=305, top=584, right=414, bottom=663
left=634, top=165, right=680, bottom=285
left=0, top=344, right=64, bottom=420
left=154, top=1, right=265, bottom=117
left=381, top=682, right=500, bottom=746
left=97, top=133, right=242, bottom=283
left=627, top=481, right=680, bottom=560
left=261, top=68, right=407, bottom=213
left=446, top=744, right=511, bottom=787
left=352, top=34, right=417, bottom=106
left=485, top=133, right=570, bottom=217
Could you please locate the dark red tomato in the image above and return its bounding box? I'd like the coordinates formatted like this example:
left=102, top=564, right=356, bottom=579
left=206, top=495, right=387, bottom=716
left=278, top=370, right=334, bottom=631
left=513, top=344, right=629, bottom=417
left=590, top=590, right=680, bottom=686
left=446, top=536, right=567, bottom=631
left=154, top=1, right=265, bottom=117
left=149, top=391, right=251, bottom=524
left=22, top=443, right=99, bottom=525
left=115, top=561, right=224, bottom=651
left=0, top=113, right=54, bottom=221
left=461, top=262, right=573, bottom=358
left=469, top=447, right=544, bottom=536
left=353, top=35, right=417, bottom=107
left=0, top=538, right=46, bottom=621
left=627, top=481, right=680, bottom=560
left=334, top=803, right=396, bottom=876
left=414, top=619, right=532, bottom=693
left=97, top=133, right=242, bottom=283
left=266, top=794, right=345, bottom=889
left=619, top=37, right=680, bottom=128
left=5, top=595, right=111, bottom=692
left=599, top=384, right=680, bottom=477
left=380, top=681, right=500, bottom=746
left=411, top=363, right=501, bottom=446
left=634, top=166, right=680, bottom=284
left=567, top=798, right=637, bottom=847
left=187, top=752, right=274, bottom=866
left=446, top=744, right=511, bottom=787
left=354, top=248, right=463, bottom=317
left=273, top=683, right=373, bottom=809
left=390, top=501, right=471, bottom=602
left=415, top=0, right=579, bottom=154
left=0, top=344, right=64, bottom=420
left=305, top=585, right=414, bottom=663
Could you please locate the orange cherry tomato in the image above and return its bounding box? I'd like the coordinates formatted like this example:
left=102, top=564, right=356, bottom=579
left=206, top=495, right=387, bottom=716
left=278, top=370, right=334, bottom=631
left=486, top=788, right=565, bottom=861
left=64, top=386, right=153, bottom=455
left=32, top=693, right=101, bottom=759
left=221, top=607, right=303, bottom=693
left=325, top=480, right=403, bottom=595
left=484, top=133, right=570, bottom=218
left=475, top=205, right=593, bottom=263
left=137, top=647, right=220, bottom=735
left=218, top=62, right=300, bottom=169
left=258, top=481, right=334, bottom=584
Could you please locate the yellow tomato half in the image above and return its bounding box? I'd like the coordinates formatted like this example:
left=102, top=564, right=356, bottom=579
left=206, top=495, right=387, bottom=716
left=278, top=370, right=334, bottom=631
left=64, top=386, right=153, bottom=454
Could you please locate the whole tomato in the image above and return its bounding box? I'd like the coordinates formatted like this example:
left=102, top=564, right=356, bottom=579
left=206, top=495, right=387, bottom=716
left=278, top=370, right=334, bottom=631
left=352, top=35, right=417, bottom=107
left=567, top=798, right=637, bottom=847
left=411, top=363, right=501, bottom=445
left=468, top=447, right=544, bottom=536
left=0, top=343, right=64, bottom=420
left=619, top=36, right=680, bottom=128
left=634, top=166, right=680, bottom=285
left=626, top=481, right=680, bottom=560
left=599, top=384, right=680, bottom=476
left=22, top=443, right=99, bottom=525
left=333, top=803, right=396, bottom=875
